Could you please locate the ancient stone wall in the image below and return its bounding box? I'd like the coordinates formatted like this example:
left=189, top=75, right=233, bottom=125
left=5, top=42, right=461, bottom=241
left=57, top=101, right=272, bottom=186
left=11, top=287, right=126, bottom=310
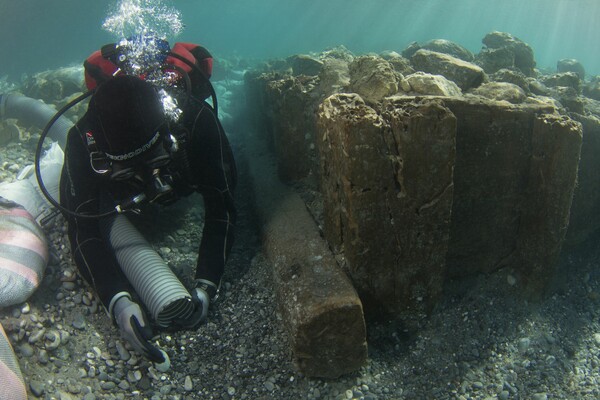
left=243, top=36, right=594, bottom=319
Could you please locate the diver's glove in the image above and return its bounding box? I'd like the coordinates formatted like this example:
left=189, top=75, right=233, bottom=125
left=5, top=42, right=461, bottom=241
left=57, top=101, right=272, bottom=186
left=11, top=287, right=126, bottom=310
left=173, top=280, right=218, bottom=330
left=110, top=292, right=165, bottom=363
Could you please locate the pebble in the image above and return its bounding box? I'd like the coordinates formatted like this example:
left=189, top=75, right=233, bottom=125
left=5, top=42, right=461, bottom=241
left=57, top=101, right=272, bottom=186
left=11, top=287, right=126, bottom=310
left=518, top=338, right=531, bottom=353
left=532, top=394, right=548, bottom=400
left=28, top=328, right=46, bottom=344
left=19, top=343, right=34, bottom=357
left=100, top=381, right=116, bottom=390
left=29, top=381, right=45, bottom=397
left=472, top=381, right=484, bottom=389
left=159, top=384, right=172, bottom=395
left=72, top=313, right=86, bottom=330
left=116, top=341, right=131, bottom=361
left=127, top=370, right=142, bottom=383
left=38, top=349, right=49, bottom=364
left=498, top=390, right=510, bottom=400
left=265, top=381, right=275, bottom=391
left=593, top=333, right=600, bottom=345
left=228, top=387, right=236, bottom=396
left=184, top=375, right=193, bottom=391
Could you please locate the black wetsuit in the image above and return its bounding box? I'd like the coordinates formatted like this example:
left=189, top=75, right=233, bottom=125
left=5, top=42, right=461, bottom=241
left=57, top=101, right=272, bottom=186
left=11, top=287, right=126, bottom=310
left=59, top=98, right=237, bottom=310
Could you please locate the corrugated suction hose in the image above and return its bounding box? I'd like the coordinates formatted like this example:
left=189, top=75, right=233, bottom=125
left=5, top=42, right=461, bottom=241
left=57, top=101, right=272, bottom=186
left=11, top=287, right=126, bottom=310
left=102, top=214, right=194, bottom=327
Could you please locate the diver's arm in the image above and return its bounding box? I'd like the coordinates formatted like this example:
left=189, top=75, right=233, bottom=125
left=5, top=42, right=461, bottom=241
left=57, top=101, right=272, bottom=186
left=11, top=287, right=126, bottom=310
left=187, top=104, right=237, bottom=289
left=59, top=126, right=132, bottom=309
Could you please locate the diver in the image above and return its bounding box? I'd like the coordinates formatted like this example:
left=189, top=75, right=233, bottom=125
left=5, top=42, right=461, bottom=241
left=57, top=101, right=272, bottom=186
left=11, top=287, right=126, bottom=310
left=58, top=36, right=237, bottom=363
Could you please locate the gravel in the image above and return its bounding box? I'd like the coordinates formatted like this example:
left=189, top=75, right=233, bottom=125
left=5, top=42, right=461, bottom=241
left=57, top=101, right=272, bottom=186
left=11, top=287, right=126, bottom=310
left=2, top=116, right=600, bottom=400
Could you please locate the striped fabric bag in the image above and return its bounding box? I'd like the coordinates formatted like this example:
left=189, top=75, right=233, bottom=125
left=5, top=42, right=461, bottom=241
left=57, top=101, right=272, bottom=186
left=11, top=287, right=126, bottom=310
left=0, top=324, right=27, bottom=400
left=0, top=197, right=48, bottom=306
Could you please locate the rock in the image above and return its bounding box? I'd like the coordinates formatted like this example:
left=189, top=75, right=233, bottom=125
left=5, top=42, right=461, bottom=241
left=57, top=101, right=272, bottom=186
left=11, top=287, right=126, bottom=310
left=518, top=337, right=531, bottom=353
left=21, top=66, right=85, bottom=104
left=402, top=72, right=462, bottom=97
left=480, top=31, right=536, bottom=77
left=348, top=56, right=399, bottom=104
left=246, top=106, right=367, bottom=378
left=264, top=75, right=319, bottom=182
left=490, top=68, right=530, bottom=93
left=470, top=82, right=527, bottom=104
left=317, top=94, right=455, bottom=318
left=318, top=57, right=350, bottom=95
left=380, top=50, right=402, bottom=60
left=0, top=121, right=21, bottom=146
left=184, top=375, right=193, bottom=391
left=320, top=45, right=355, bottom=63
left=528, top=78, right=550, bottom=96
left=421, top=39, right=475, bottom=62
left=29, top=380, right=45, bottom=397
left=410, top=49, right=486, bottom=91
left=583, top=76, right=600, bottom=100
left=540, top=72, right=581, bottom=93
left=288, top=54, right=323, bottom=76
left=549, top=86, right=586, bottom=114
left=401, top=41, right=422, bottom=59
left=583, top=97, right=600, bottom=119
left=557, top=58, right=585, bottom=80
left=19, top=343, right=34, bottom=357
left=475, top=47, right=515, bottom=75
left=386, top=54, right=415, bottom=76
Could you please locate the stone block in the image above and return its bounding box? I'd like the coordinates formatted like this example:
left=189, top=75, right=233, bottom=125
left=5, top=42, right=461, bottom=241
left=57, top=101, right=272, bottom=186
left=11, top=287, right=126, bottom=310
left=246, top=133, right=367, bottom=378
left=317, top=94, right=456, bottom=317
left=516, top=114, right=582, bottom=295
left=566, top=114, right=600, bottom=244
left=437, top=98, right=578, bottom=281
left=264, top=76, right=319, bottom=182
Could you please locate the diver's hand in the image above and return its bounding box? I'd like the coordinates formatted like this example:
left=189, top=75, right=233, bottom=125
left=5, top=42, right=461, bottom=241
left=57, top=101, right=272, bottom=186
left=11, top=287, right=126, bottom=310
left=191, top=285, right=211, bottom=323
left=112, top=295, right=165, bottom=363
left=172, top=287, right=210, bottom=330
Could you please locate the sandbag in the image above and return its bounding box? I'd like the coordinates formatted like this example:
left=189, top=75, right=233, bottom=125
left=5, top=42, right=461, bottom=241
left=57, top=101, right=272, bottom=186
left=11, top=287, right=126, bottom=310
left=0, top=323, right=27, bottom=400
left=0, top=197, right=48, bottom=306
left=0, top=141, right=63, bottom=224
